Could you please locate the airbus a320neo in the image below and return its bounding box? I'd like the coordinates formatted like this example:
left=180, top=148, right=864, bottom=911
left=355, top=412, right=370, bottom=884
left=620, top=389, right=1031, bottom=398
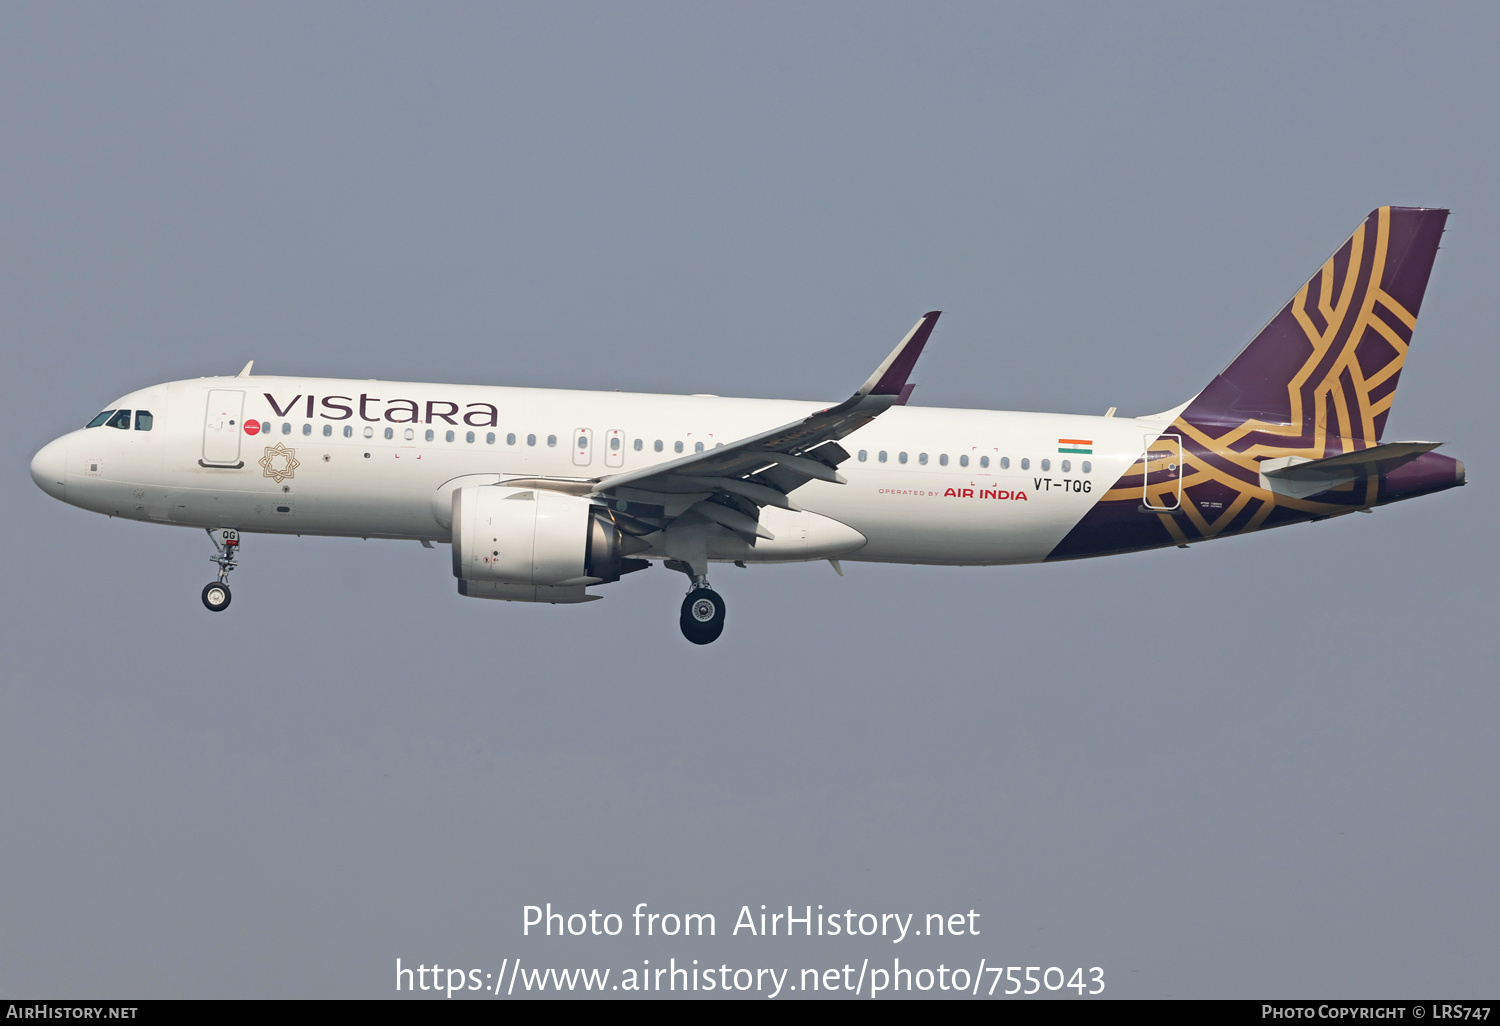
left=31, top=207, right=1464, bottom=643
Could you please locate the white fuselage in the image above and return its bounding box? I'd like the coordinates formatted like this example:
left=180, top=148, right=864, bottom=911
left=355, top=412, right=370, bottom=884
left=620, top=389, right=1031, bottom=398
left=36, top=375, right=1167, bottom=566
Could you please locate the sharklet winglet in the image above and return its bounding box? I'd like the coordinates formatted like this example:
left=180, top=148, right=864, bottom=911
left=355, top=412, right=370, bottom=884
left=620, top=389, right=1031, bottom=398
left=855, top=311, right=940, bottom=399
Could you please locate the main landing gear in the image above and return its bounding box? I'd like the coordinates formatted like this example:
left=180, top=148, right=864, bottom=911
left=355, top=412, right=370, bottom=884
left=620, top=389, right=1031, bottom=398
left=202, top=528, right=239, bottom=612
left=667, top=559, right=726, bottom=645
left=680, top=587, right=726, bottom=645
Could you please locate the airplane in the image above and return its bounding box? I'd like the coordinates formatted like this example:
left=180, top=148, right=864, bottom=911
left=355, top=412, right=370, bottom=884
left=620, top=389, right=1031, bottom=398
left=29, top=206, right=1465, bottom=644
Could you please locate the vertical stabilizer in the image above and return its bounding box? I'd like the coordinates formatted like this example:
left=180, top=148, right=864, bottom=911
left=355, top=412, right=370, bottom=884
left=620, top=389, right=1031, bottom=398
left=1181, top=206, right=1447, bottom=451
left=1048, top=207, right=1454, bottom=560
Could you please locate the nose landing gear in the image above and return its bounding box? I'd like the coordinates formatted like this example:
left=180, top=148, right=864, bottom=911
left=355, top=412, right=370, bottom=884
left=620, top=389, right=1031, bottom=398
left=202, top=528, right=239, bottom=612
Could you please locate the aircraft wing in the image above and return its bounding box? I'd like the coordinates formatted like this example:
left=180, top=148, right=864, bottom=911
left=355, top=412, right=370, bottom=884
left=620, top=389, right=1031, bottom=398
left=580, top=312, right=940, bottom=541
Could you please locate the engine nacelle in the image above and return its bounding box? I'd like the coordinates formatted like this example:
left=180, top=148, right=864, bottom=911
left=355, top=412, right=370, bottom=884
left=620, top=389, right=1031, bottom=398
left=451, top=485, right=647, bottom=589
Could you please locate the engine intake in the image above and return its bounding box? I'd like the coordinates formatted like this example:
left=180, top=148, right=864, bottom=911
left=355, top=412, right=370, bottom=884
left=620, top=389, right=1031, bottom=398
left=452, top=485, right=647, bottom=589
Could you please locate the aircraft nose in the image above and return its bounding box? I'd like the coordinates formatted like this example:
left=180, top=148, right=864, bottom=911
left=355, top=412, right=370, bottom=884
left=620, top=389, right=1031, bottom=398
left=30, top=437, right=68, bottom=500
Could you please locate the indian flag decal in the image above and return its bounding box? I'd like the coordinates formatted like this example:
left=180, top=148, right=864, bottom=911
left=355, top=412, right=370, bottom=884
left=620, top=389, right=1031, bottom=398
left=1058, top=438, right=1093, bottom=454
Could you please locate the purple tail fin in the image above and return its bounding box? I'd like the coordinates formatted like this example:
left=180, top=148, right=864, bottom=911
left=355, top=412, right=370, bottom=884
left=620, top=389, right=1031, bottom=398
left=1046, top=207, right=1455, bottom=561
left=1180, top=206, right=1447, bottom=452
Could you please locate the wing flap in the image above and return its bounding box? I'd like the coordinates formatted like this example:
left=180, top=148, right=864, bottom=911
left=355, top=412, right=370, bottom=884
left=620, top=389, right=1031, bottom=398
left=687, top=499, right=775, bottom=541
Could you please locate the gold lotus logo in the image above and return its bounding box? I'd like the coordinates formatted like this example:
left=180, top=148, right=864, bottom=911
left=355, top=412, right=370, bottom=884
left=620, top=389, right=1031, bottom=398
left=258, top=444, right=301, bottom=484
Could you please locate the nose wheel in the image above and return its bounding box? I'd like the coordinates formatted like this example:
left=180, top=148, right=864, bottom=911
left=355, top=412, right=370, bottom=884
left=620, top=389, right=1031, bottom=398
left=679, top=588, right=725, bottom=645
left=202, top=528, right=240, bottom=613
left=202, top=581, right=232, bottom=612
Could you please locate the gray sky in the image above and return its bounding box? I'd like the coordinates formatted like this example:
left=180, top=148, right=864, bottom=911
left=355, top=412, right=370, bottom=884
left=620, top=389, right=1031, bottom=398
left=2, top=2, right=1496, bottom=999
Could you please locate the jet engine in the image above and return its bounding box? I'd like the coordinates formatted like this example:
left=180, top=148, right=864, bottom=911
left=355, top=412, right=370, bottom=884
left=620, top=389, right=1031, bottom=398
left=451, top=485, right=648, bottom=598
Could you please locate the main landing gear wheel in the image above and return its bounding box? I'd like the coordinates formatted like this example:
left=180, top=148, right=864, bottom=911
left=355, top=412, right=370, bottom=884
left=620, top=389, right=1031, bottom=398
left=202, top=582, right=232, bottom=612
left=679, top=588, right=726, bottom=645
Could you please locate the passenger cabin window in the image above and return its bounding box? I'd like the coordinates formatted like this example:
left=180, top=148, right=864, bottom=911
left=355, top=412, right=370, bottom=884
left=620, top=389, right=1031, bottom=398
left=610, top=436, right=620, bottom=451
left=959, top=454, right=968, bottom=467
left=106, top=410, right=132, bottom=430
left=858, top=450, right=867, bottom=462
left=363, top=426, right=374, bottom=439
left=939, top=454, right=948, bottom=466
left=633, top=438, right=643, bottom=451
left=324, top=424, right=333, bottom=437
left=384, top=427, right=394, bottom=440
left=466, top=431, right=476, bottom=443
left=578, top=435, right=588, bottom=450
left=344, top=425, right=354, bottom=438
left=486, top=432, right=495, bottom=444
left=303, top=423, right=312, bottom=436
left=918, top=453, right=928, bottom=465
left=694, top=441, right=704, bottom=452
left=507, top=433, right=516, bottom=445
left=134, top=411, right=153, bottom=431
left=527, top=434, right=536, bottom=446
left=654, top=440, right=664, bottom=452
left=1041, top=459, right=1050, bottom=472
left=899, top=452, right=908, bottom=464
left=979, top=456, right=989, bottom=468
left=999, top=456, right=1009, bottom=469
left=1020, top=458, right=1029, bottom=470
left=547, top=434, right=557, bottom=447
left=674, top=441, right=684, bottom=453
left=446, top=430, right=456, bottom=442
left=1082, top=461, right=1092, bottom=473
left=1061, top=459, right=1071, bottom=473
left=86, top=410, right=115, bottom=428
left=426, top=429, right=435, bottom=441
left=408, top=428, right=417, bottom=440
left=879, top=451, right=887, bottom=463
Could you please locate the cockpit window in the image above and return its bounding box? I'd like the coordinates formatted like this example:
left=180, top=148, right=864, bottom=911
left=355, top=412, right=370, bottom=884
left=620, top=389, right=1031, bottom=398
left=86, top=410, right=115, bottom=428
left=105, top=410, right=132, bottom=430
left=134, top=410, right=153, bottom=431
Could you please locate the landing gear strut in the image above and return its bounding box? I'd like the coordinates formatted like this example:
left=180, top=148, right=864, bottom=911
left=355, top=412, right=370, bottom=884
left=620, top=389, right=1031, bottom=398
left=666, top=558, right=726, bottom=645
left=202, top=528, right=239, bottom=612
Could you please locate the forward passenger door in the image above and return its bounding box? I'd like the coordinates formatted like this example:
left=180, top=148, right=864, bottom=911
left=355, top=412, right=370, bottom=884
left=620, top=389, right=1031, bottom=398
left=202, top=390, right=245, bottom=467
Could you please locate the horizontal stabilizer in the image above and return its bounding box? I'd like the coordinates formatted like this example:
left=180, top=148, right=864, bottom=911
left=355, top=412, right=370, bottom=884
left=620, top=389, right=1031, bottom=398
left=1260, top=441, right=1441, bottom=499
left=1263, top=441, right=1442, bottom=479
